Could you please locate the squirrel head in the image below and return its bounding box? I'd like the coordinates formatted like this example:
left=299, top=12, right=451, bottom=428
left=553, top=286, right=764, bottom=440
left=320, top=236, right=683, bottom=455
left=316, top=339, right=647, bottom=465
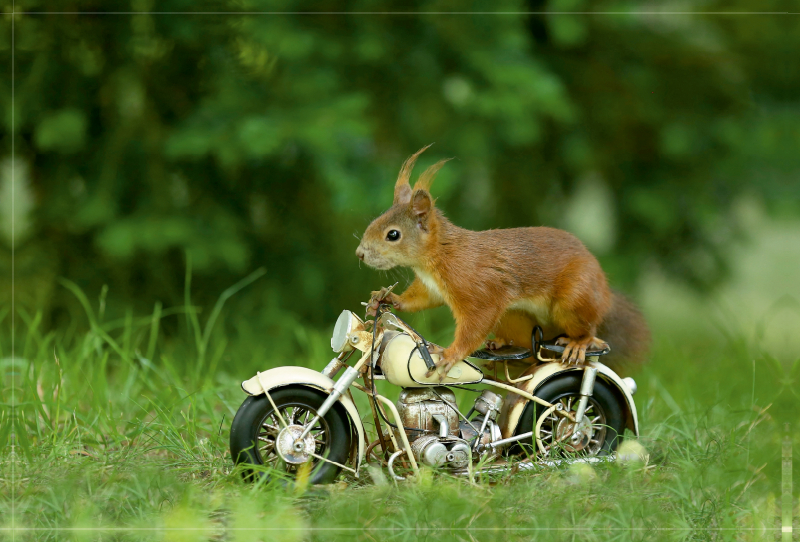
left=356, top=145, right=451, bottom=270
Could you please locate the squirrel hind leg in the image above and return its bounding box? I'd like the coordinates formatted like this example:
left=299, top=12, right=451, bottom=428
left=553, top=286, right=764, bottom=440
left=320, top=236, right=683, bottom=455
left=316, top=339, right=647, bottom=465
left=492, top=310, right=537, bottom=350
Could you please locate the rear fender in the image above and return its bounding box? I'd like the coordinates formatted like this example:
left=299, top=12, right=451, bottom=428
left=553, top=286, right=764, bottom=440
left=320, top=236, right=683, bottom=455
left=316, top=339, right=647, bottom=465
left=497, top=360, right=638, bottom=439
left=241, top=366, right=365, bottom=476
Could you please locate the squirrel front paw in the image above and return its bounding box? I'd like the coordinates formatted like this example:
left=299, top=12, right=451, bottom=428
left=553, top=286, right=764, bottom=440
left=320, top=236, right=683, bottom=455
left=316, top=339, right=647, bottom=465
left=425, top=343, right=445, bottom=356
left=366, top=288, right=401, bottom=315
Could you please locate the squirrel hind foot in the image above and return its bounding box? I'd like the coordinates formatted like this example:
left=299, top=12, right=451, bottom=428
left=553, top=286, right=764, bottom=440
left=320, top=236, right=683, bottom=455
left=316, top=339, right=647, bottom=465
left=558, top=336, right=608, bottom=365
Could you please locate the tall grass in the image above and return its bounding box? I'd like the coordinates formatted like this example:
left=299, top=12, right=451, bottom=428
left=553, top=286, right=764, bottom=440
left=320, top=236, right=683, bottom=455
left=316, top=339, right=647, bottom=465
left=1, top=273, right=795, bottom=541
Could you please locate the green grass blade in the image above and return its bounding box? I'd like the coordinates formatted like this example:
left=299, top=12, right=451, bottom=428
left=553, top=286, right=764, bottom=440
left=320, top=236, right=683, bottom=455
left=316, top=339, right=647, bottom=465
left=146, top=301, right=162, bottom=362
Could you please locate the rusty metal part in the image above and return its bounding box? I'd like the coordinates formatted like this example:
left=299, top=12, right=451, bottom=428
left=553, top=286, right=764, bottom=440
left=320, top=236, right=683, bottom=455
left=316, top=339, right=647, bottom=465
left=459, top=418, right=501, bottom=453
left=396, top=387, right=458, bottom=439
left=429, top=387, right=482, bottom=438
left=351, top=381, right=405, bottom=467
left=365, top=438, right=389, bottom=466
left=474, top=390, right=503, bottom=420
left=556, top=416, right=593, bottom=451
left=372, top=394, right=420, bottom=476
left=322, top=357, right=346, bottom=379
left=363, top=371, right=391, bottom=461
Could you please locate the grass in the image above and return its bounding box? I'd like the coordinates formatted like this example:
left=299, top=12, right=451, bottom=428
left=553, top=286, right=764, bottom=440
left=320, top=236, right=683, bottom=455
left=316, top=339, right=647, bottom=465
left=2, top=225, right=799, bottom=541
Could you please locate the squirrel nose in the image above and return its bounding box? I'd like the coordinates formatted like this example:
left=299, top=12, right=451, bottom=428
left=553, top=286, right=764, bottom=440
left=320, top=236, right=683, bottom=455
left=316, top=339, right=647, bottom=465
left=356, top=247, right=365, bottom=261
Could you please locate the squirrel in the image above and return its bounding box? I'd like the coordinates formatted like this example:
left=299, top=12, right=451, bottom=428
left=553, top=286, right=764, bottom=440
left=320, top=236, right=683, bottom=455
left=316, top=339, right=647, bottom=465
left=356, top=145, right=650, bottom=379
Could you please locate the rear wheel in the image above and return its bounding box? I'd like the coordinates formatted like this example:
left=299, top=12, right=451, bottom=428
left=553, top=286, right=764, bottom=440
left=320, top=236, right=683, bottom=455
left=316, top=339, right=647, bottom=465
left=230, top=387, right=352, bottom=484
left=513, top=373, right=626, bottom=458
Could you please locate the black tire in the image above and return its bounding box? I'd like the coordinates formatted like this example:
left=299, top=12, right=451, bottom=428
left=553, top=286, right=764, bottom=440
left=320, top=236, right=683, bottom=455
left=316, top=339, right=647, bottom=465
left=512, top=373, right=626, bottom=458
left=230, top=386, right=352, bottom=484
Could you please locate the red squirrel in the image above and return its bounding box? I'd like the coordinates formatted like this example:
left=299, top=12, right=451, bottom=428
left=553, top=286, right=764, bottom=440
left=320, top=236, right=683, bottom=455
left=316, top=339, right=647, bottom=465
left=356, top=146, right=650, bottom=379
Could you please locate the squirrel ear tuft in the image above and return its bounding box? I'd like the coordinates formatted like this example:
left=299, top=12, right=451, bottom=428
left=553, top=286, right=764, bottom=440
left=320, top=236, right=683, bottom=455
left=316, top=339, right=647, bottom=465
left=394, top=144, right=433, bottom=205
left=413, top=157, right=452, bottom=193
left=394, top=183, right=412, bottom=205
left=411, top=189, right=433, bottom=219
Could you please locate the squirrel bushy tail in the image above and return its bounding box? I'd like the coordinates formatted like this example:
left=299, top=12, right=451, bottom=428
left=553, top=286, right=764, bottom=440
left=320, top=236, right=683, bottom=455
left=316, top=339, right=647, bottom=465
left=597, top=290, right=651, bottom=376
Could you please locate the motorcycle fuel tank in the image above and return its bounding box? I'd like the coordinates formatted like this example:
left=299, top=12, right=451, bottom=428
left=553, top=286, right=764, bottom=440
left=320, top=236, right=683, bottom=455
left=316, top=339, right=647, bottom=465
left=380, top=332, right=483, bottom=387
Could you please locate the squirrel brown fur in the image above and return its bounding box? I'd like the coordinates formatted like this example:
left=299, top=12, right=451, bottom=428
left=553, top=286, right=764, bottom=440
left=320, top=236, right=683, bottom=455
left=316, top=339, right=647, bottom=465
left=356, top=146, right=650, bottom=379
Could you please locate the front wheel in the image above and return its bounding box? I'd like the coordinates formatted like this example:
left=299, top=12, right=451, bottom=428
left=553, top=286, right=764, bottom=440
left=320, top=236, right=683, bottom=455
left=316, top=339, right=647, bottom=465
left=230, top=386, right=352, bottom=484
left=513, top=373, right=626, bottom=458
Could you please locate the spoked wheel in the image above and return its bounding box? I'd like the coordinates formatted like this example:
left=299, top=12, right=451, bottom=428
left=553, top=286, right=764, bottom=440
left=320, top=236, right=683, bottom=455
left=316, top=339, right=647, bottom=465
left=256, top=402, right=332, bottom=474
left=230, top=387, right=352, bottom=484
left=537, top=395, right=608, bottom=456
left=512, top=373, right=626, bottom=458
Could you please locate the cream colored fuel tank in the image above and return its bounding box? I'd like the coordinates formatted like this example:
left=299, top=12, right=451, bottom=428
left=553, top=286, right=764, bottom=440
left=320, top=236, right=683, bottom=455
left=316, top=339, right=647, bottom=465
left=380, top=332, right=483, bottom=387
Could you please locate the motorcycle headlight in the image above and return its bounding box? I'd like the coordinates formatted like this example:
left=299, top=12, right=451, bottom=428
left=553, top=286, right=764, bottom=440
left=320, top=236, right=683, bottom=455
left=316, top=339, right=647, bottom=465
left=331, top=310, right=363, bottom=352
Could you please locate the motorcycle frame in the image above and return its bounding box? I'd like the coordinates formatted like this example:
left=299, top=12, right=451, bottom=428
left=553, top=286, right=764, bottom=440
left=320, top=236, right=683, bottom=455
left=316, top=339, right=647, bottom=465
left=240, top=307, right=639, bottom=479
left=355, top=362, right=634, bottom=479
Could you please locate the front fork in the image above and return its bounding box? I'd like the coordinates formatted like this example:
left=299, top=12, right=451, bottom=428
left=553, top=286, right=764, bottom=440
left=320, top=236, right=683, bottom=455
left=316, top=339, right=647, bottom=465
left=295, top=342, right=375, bottom=446
left=295, top=365, right=361, bottom=445
left=574, top=366, right=598, bottom=424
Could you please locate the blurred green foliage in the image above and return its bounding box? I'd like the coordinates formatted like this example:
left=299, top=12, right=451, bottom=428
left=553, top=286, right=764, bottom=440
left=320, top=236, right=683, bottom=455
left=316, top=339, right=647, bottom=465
left=1, top=0, right=798, bottom=330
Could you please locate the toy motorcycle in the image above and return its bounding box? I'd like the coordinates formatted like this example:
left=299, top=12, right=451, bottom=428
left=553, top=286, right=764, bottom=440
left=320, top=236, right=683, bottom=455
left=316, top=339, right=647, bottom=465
left=230, top=285, right=639, bottom=484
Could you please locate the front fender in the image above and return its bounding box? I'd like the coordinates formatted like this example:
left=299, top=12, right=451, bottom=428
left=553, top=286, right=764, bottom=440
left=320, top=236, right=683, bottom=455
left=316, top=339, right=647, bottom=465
left=498, top=360, right=639, bottom=439
left=241, top=366, right=366, bottom=475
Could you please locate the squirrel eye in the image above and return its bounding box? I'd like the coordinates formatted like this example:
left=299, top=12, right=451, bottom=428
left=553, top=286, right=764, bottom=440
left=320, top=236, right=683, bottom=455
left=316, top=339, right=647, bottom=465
left=386, top=230, right=401, bottom=242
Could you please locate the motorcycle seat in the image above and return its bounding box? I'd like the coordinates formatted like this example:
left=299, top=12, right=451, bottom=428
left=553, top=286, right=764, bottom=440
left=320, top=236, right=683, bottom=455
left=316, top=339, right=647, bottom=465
left=469, top=345, right=532, bottom=361
left=534, top=327, right=611, bottom=357
left=538, top=340, right=611, bottom=358
left=470, top=330, right=611, bottom=361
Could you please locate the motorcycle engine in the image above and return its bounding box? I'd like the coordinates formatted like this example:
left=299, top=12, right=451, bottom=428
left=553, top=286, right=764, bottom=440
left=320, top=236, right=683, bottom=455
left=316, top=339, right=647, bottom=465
left=396, top=387, right=471, bottom=470
left=459, top=390, right=503, bottom=458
